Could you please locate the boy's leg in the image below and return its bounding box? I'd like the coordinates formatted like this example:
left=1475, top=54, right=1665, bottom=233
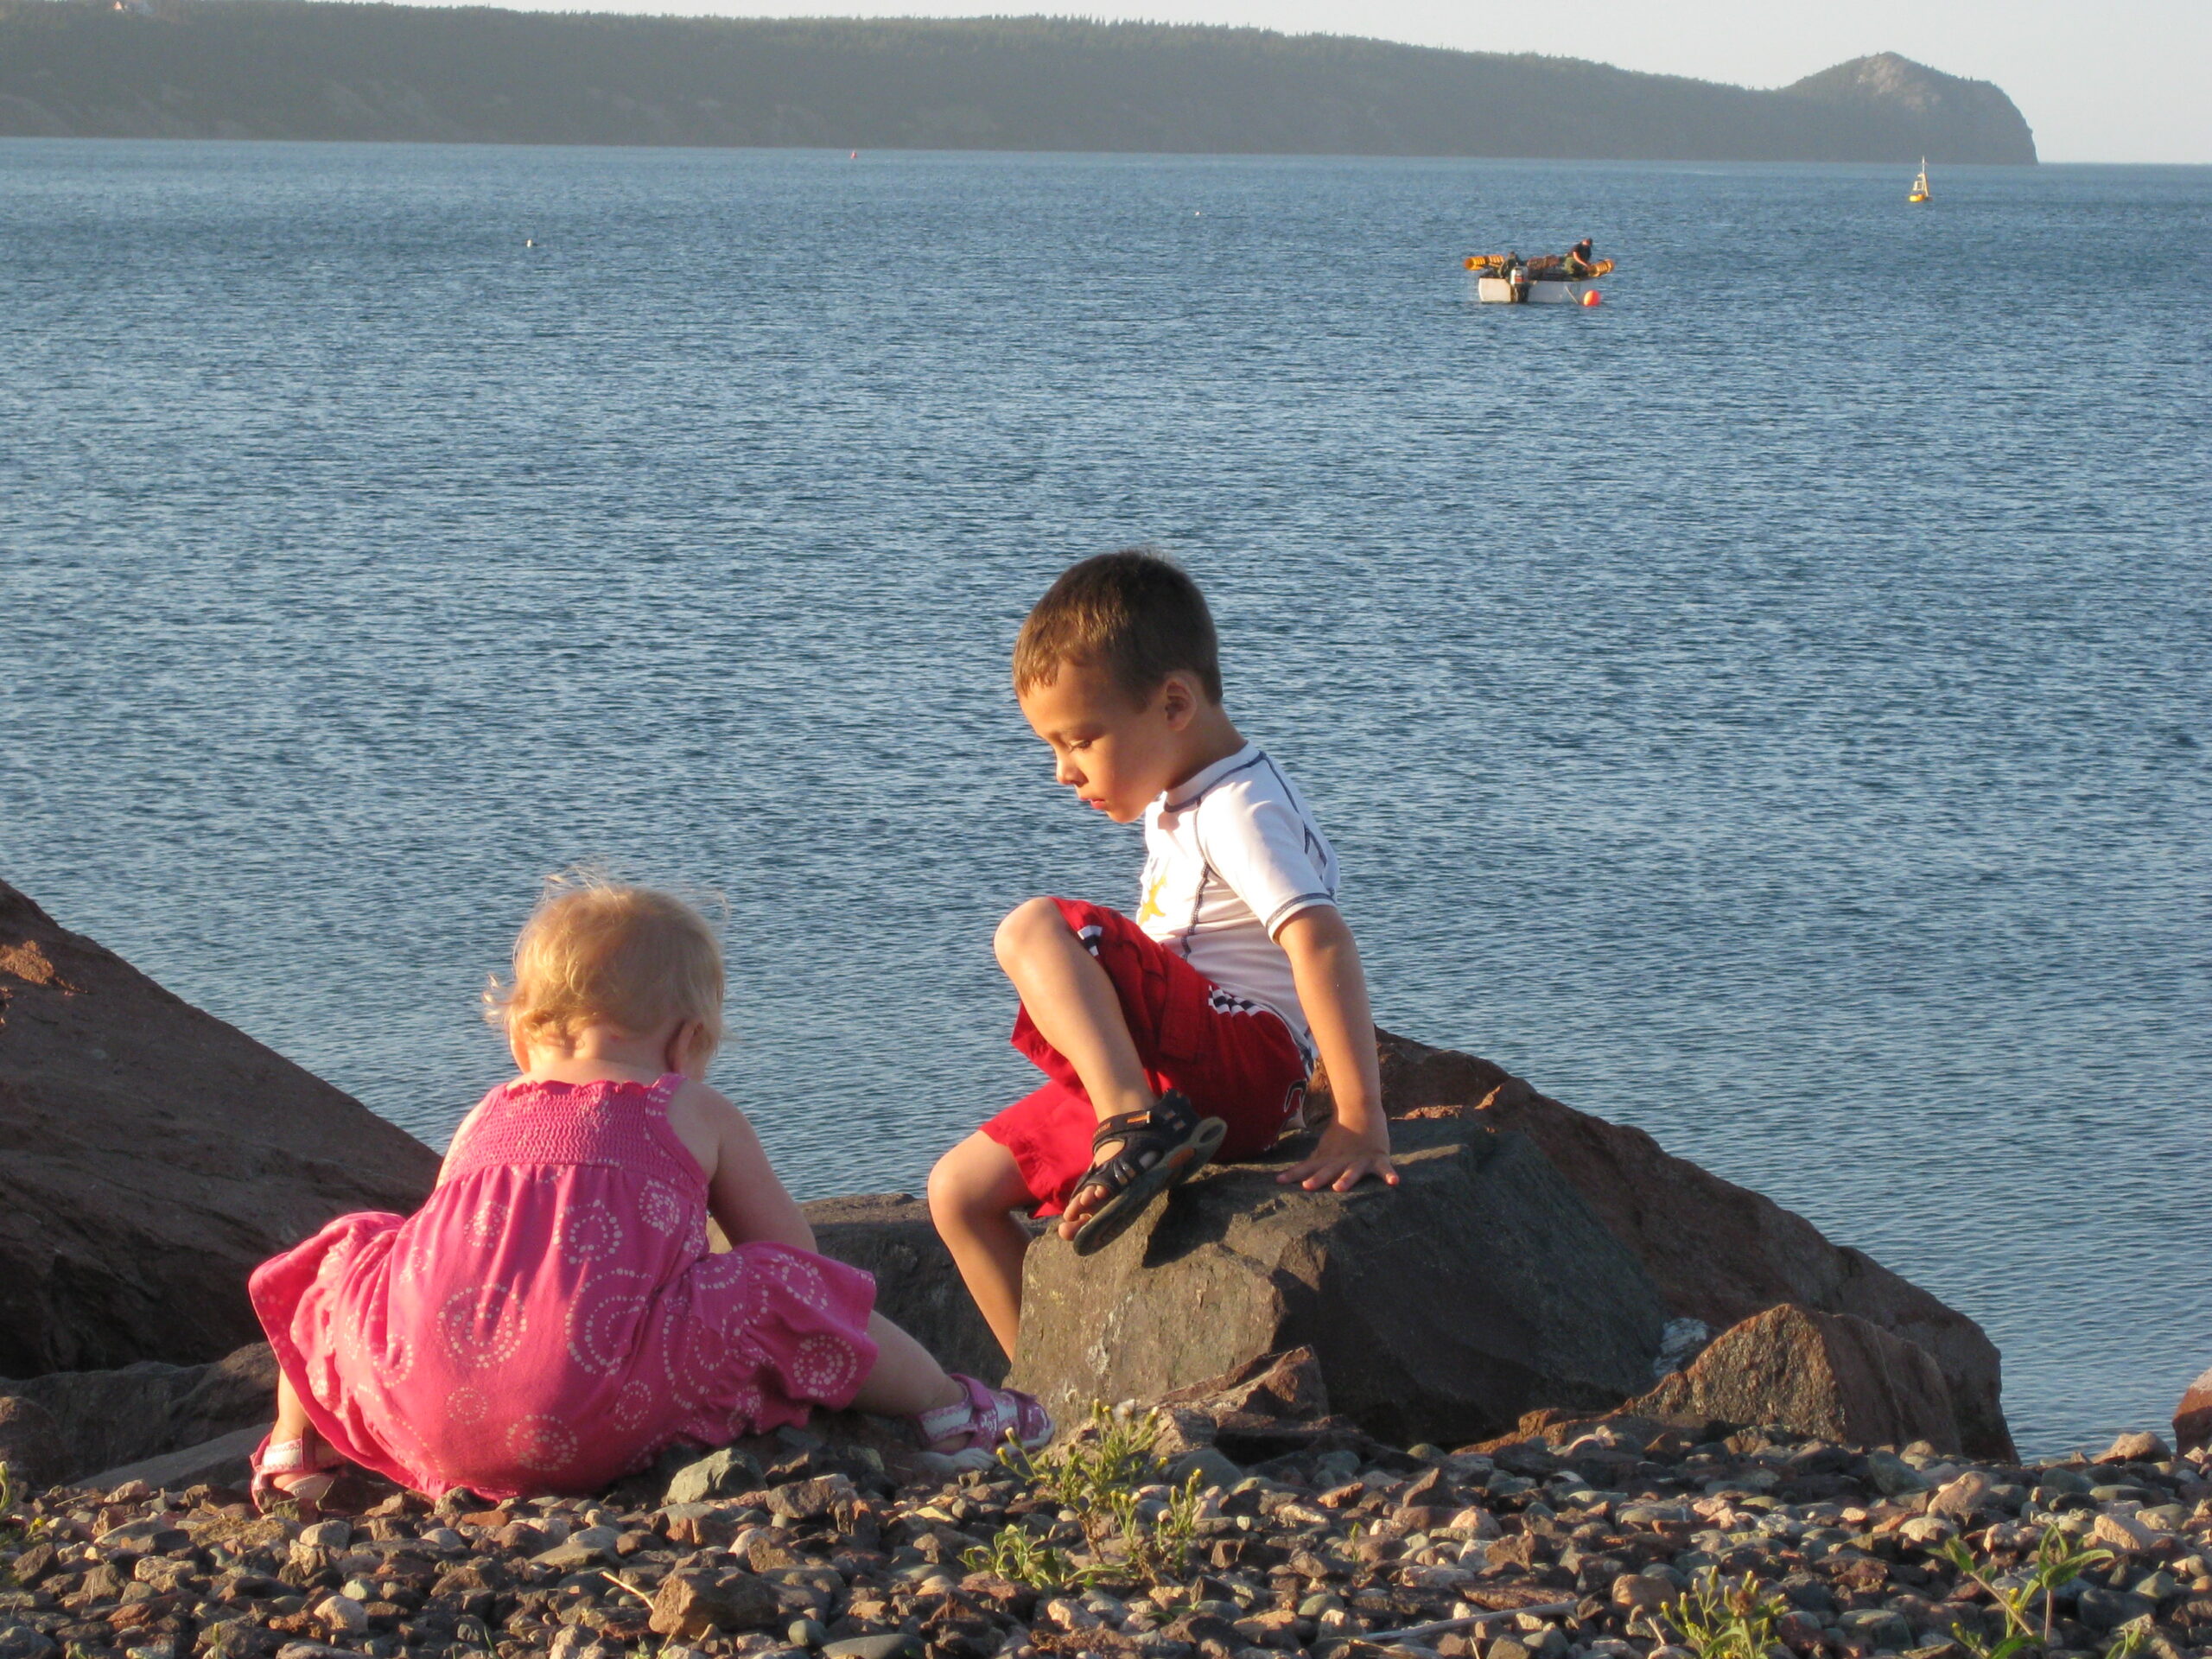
left=927, top=1131, right=1039, bottom=1359
left=994, top=897, right=1154, bottom=1123
left=995, top=896, right=1170, bottom=1238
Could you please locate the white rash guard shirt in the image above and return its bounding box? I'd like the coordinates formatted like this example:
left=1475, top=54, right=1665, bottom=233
left=1136, top=742, right=1340, bottom=1060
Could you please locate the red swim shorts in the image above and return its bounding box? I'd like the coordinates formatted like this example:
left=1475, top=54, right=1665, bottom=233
left=982, top=898, right=1311, bottom=1217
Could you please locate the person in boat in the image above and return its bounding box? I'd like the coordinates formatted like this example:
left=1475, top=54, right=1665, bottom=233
left=1501, top=250, right=1524, bottom=280
left=1561, top=238, right=1597, bottom=277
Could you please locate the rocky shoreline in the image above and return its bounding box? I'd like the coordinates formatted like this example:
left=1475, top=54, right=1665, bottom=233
left=5, top=1350, right=2210, bottom=1659
left=8, top=880, right=2212, bottom=1659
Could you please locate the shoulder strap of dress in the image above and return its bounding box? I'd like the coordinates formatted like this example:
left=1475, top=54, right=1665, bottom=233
left=647, top=1072, right=685, bottom=1111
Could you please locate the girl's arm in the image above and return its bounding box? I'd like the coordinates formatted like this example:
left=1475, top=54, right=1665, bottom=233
left=670, top=1082, right=817, bottom=1253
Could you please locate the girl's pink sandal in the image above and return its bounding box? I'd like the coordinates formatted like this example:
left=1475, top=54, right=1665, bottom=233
left=250, top=1432, right=342, bottom=1516
left=916, top=1374, right=1054, bottom=1454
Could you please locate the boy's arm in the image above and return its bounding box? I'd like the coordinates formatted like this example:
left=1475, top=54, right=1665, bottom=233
left=1274, top=907, right=1398, bottom=1192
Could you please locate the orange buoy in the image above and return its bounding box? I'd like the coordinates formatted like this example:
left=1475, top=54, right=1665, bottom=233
left=1581, top=289, right=1602, bottom=307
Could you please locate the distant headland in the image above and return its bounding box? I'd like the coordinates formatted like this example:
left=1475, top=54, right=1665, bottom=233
left=0, top=3, right=2037, bottom=163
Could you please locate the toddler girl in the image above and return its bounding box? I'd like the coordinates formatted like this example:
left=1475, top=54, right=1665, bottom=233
left=248, top=874, right=1049, bottom=1505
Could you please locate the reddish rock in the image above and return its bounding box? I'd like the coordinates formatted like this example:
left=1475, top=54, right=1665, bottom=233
left=0, top=880, right=439, bottom=1376
left=2172, top=1370, right=2212, bottom=1453
left=1630, top=1303, right=1961, bottom=1451
left=1321, top=1029, right=2012, bottom=1459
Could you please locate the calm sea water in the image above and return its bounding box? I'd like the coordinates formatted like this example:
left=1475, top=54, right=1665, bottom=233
left=3, top=140, right=2206, bottom=1457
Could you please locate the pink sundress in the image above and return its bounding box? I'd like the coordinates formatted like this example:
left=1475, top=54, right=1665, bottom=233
left=250, top=1073, right=878, bottom=1498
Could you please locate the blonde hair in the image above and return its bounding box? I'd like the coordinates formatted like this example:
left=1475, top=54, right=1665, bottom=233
left=485, top=870, right=725, bottom=1058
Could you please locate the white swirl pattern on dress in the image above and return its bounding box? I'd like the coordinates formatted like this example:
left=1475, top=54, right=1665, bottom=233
left=761, top=1251, right=828, bottom=1310
left=508, top=1414, right=579, bottom=1472
left=559, top=1198, right=624, bottom=1264
left=566, top=1268, right=654, bottom=1376
left=464, top=1198, right=510, bottom=1246
left=437, top=1282, right=529, bottom=1369
left=610, top=1378, right=656, bottom=1433
left=639, top=1182, right=685, bottom=1236
left=788, top=1332, right=862, bottom=1401
left=445, top=1385, right=489, bottom=1427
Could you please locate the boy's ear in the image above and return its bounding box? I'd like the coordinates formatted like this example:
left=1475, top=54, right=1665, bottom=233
left=1159, top=671, right=1198, bottom=728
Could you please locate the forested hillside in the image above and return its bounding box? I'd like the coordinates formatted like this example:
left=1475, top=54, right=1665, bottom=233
left=0, top=2, right=2038, bottom=162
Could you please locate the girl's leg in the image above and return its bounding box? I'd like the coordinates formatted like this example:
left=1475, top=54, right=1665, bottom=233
left=927, top=1132, right=1037, bottom=1359
left=847, top=1312, right=1053, bottom=1452
left=273, top=1371, right=315, bottom=1449
left=847, top=1313, right=964, bottom=1416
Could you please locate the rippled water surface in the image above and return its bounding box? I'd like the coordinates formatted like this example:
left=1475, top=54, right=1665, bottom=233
left=3, top=141, right=2207, bottom=1456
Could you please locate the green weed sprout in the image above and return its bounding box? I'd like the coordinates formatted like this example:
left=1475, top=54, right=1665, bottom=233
left=1938, top=1527, right=2118, bottom=1659
left=968, top=1403, right=1206, bottom=1591
left=1654, top=1570, right=1789, bottom=1659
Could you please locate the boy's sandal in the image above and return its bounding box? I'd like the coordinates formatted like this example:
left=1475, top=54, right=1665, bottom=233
left=250, top=1431, right=343, bottom=1517
left=1067, top=1090, right=1227, bottom=1258
left=916, top=1374, right=1054, bottom=1454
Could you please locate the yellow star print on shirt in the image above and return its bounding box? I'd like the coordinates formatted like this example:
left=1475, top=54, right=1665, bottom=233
left=1135, top=872, right=1167, bottom=925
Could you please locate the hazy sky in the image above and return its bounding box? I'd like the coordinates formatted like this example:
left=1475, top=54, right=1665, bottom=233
left=481, top=0, right=2209, bottom=163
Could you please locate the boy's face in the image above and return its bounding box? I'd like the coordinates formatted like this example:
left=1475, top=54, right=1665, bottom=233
left=1018, top=659, right=1194, bottom=824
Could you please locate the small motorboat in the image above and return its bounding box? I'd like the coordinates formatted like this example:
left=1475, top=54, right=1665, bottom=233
left=1909, top=159, right=1932, bottom=203
left=1465, top=252, right=1612, bottom=304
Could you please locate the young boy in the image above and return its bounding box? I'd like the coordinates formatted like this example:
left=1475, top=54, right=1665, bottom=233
left=928, top=550, right=1397, bottom=1359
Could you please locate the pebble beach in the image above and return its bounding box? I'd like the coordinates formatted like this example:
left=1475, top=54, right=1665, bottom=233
left=7, top=1410, right=2209, bottom=1659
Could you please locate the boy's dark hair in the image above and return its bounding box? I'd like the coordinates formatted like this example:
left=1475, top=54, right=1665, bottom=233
left=1014, top=550, right=1223, bottom=706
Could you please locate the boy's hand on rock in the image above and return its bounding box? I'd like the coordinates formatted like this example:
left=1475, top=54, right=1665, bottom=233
left=1278, top=1123, right=1399, bottom=1192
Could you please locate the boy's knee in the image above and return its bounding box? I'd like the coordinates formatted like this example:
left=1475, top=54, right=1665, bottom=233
left=927, top=1140, right=990, bottom=1222
left=994, top=896, right=1069, bottom=967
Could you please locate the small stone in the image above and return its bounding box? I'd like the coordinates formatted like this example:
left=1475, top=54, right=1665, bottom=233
left=1836, top=1610, right=1912, bottom=1649
left=0, top=1626, right=57, bottom=1659
left=2099, top=1433, right=2171, bottom=1465
left=297, top=1519, right=353, bottom=1550
left=1446, top=1505, right=1503, bottom=1538
left=1045, top=1599, right=1103, bottom=1630
left=648, top=1568, right=783, bottom=1640
left=820, top=1637, right=925, bottom=1659
left=1899, top=1516, right=1957, bottom=1547
left=1929, top=1473, right=1994, bottom=1520
left=315, top=1593, right=369, bottom=1636
left=664, top=1446, right=766, bottom=1505
left=548, top=1629, right=611, bottom=1659
left=1611, top=1574, right=1674, bottom=1612
left=1864, top=1452, right=1929, bottom=1497
left=532, top=1540, right=610, bottom=1570
left=1170, top=1446, right=1246, bottom=1493
left=788, top=1618, right=828, bottom=1649
left=2093, top=1511, right=2168, bottom=1554
left=2076, top=1587, right=2158, bottom=1630
left=768, top=1474, right=856, bottom=1522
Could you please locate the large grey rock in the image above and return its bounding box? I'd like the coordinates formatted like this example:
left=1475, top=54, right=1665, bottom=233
left=0, top=880, right=440, bottom=1376
left=0, top=1394, right=65, bottom=1491
left=76, top=1422, right=267, bottom=1494
left=0, top=1340, right=277, bottom=1484
left=804, top=1193, right=1007, bottom=1383
left=1630, top=1302, right=1962, bottom=1452
left=1334, top=1030, right=2014, bottom=1459
left=1009, top=1116, right=1669, bottom=1448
